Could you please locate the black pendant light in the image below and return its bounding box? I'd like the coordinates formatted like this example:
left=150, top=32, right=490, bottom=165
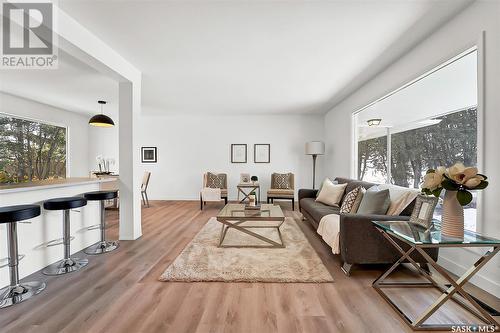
left=89, top=100, right=114, bottom=127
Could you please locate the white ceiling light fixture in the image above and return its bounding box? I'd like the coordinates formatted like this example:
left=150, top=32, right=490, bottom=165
left=367, top=118, right=382, bottom=126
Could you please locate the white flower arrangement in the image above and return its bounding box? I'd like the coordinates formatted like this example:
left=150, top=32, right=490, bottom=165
left=421, top=162, right=488, bottom=205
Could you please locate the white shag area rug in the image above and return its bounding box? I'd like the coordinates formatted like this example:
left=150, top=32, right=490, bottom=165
left=159, top=217, right=334, bottom=283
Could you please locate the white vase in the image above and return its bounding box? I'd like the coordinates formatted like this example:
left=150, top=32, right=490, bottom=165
left=441, top=190, right=464, bottom=238
left=249, top=195, right=256, bottom=206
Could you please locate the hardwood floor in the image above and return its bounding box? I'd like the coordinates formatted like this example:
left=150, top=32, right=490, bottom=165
left=1, top=201, right=498, bottom=333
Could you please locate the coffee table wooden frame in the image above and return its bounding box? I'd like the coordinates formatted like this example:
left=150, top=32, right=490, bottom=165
left=216, top=205, right=285, bottom=248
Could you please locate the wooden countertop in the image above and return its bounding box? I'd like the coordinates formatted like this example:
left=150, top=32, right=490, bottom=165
left=0, top=177, right=117, bottom=194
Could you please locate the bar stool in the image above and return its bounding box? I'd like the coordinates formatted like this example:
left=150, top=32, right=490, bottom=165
left=0, top=205, right=45, bottom=308
left=42, top=197, right=88, bottom=275
left=83, top=190, right=119, bottom=255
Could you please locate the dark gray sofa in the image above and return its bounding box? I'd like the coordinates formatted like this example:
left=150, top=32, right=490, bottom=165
left=299, top=177, right=439, bottom=275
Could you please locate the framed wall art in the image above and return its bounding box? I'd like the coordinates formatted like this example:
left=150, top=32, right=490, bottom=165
left=231, top=144, right=247, bottom=163
left=141, top=147, right=157, bottom=163
left=254, top=144, right=270, bottom=163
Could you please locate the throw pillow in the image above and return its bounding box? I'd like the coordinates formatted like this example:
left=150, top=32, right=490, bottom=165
left=273, top=173, right=292, bottom=189
left=206, top=172, right=226, bottom=189
left=357, top=187, right=390, bottom=215
left=351, top=187, right=366, bottom=213
left=315, top=180, right=347, bottom=207
left=377, top=184, right=419, bottom=216
left=316, top=178, right=338, bottom=197
left=340, top=186, right=362, bottom=214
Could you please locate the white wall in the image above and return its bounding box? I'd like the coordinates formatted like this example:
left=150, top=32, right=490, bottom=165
left=88, top=118, right=120, bottom=173
left=136, top=114, right=325, bottom=200
left=324, top=0, right=500, bottom=297
left=0, top=92, right=90, bottom=177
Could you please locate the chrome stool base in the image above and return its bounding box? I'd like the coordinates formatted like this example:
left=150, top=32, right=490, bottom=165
left=42, top=258, right=89, bottom=276
left=0, top=281, right=46, bottom=308
left=84, top=241, right=119, bottom=255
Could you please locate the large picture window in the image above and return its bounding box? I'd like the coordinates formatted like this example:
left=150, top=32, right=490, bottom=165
left=0, top=114, right=67, bottom=183
left=354, top=49, right=478, bottom=230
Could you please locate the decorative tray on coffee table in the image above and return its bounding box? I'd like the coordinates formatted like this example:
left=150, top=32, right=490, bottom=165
left=244, top=205, right=261, bottom=210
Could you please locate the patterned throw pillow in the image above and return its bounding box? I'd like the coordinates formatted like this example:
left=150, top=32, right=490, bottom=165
left=273, top=173, right=291, bottom=189
left=340, top=186, right=363, bottom=214
left=206, top=172, right=226, bottom=188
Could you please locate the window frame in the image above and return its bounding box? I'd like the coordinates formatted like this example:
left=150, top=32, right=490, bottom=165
left=351, top=35, right=485, bottom=233
left=0, top=112, right=70, bottom=179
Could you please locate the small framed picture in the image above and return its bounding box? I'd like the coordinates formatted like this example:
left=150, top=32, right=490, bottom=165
left=240, top=173, right=250, bottom=184
left=410, top=194, right=438, bottom=229
left=254, top=144, right=270, bottom=163
left=141, top=147, right=157, bottom=163
left=231, top=144, right=247, bottom=163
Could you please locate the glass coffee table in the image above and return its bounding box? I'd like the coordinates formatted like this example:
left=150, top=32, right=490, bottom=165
left=372, top=220, right=500, bottom=331
left=216, top=204, right=285, bottom=248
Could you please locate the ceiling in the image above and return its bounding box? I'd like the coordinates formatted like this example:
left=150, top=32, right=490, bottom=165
left=357, top=49, right=477, bottom=140
left=1, top=0, right=473, bottom=116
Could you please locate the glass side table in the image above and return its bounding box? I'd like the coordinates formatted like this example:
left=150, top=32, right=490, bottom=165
left=372, top=220, right=500, bottom=331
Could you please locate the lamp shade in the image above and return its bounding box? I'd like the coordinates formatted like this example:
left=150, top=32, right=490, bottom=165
left=89, top=114, right=115, bottom=127
left=305, top=141, right=325, bottom=155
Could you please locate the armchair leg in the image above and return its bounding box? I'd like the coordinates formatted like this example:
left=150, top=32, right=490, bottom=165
left=341, top=263, right=353, bottom=276
left=292, top=199, right=295, bottom=211
left=200, top=195, right=203, bottom=210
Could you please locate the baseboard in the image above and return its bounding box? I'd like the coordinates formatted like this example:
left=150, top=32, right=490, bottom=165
left=438, top=254, right=500, bottom=298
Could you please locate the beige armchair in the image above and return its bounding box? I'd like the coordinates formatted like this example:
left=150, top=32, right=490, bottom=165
left=267, top=173, right=295, bottom=210
left=200, top=172, right=228, bottom=210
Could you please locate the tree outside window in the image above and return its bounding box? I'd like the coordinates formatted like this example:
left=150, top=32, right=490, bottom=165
left=0, top=114, right=67, bottom=183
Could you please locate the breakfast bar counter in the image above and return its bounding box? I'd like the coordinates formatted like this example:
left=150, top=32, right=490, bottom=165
left=0, top=178, right=118, bottom=288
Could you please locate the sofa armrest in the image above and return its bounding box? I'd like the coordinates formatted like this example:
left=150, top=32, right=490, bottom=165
left=298, top=189, right=318, bottom=212
left=298, top=189, right=318, bottom=201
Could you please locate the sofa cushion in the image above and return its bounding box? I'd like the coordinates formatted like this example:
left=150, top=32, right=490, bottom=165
left=272, top=173, right=292, bottom=189
left=377, top=183, right=419, bottom=216
left=316, top=180, right=347, bottom=207
left=206, top=172, right=227, bottom=189
left=340, top=186, right=365, bottom=214
left=357, top=188, right=390, bottom=215
left=334, top=177, right=376, bottom=204
left=267, top=189, right=294, bottom=197
left=300, top=198, right=340, bottom=222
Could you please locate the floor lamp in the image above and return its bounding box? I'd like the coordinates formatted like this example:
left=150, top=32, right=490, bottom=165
left=305, top=141, right=325, bottom=189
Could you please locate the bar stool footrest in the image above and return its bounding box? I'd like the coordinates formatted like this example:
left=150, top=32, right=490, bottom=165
left=46, top=236, right=75, bottom=247
left=0, top=254, right=25, bottom=268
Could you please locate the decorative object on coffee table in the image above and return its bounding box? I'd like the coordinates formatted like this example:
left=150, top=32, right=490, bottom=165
left=141, top=147, right=157, bottom=163
left=422, top=163, right=488, bottom=238
left=251, top=175, right=258, bottom=184
left=305, top=141, right=325, bottom=189
left=409, top=194, right=438, bottom=229
left=254, top=144, right=270, bottom=163
left=231, top=144, right=247, bottom=163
